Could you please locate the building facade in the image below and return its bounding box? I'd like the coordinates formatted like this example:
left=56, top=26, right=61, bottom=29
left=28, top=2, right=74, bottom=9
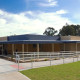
left=0, top=34, right=80, bottom=56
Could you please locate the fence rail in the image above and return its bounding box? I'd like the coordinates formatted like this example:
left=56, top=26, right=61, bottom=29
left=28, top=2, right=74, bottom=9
left=13, top=51, right=80, bottom=71
left=14, top=51, right=80, bottom=61
left=1, top=51, right=80, bottom=73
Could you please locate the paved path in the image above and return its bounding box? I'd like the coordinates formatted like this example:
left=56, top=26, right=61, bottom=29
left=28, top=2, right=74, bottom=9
left=0, top=58, right=31, bottom=80
left=0, top=72, right=30, bottom=80
left=0, top=57, right=80, bottom=80
left=0, top=58, right=17, bottom=73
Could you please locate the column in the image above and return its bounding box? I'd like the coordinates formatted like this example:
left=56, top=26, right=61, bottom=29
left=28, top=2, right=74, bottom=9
left=37, top=44, right=39, bottom=52
left=22, top=44, right=24, bottom=61
left=37, top=44, right=39, bottom=59
left=12, top=44, right=14, bottom=59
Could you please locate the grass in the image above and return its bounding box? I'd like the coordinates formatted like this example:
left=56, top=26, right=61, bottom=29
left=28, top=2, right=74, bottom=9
left=20, top=61, right=80, bottom=80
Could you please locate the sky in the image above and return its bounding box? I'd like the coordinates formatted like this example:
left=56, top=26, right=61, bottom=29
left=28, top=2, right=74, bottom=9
left=0, top=0, right=80, bottom=36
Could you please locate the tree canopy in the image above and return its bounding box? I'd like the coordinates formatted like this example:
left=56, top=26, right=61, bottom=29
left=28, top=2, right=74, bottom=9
left=59, top=24, right=80, bottom=36
left=43, top=27, right=57, bottom=36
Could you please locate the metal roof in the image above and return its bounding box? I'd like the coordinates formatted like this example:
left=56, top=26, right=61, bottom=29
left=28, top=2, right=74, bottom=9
left=0, top=40, right=80, bottom=44
left=8, top=34, right=60, bottom=41
left=0, top=34, right=80, bottom=44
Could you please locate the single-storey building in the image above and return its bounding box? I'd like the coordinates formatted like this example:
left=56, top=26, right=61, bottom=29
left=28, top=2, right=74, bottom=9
left=0, top=34, right=80, bottom=57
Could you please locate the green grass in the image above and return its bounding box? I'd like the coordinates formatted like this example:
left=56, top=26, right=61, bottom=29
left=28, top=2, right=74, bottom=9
left=20, top=61, right=80, bottom=80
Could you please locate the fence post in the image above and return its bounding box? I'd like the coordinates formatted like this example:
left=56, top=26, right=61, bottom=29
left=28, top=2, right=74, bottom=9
left=73, top=53, right=74, bottom=62
left=16, top=52, right=17, bottom=63
left=31, top=53, right=33, bottom=69
left=34, top=52, right=35, bottom=62
left=77, top=52, right=78, bottom=61
left=58, top=52, right=59, bottom=59
left=62, top=53, right=64, bottom=64
left=37, top=52, right=39, bottom=60
left=17, top=55, right=20, bottom=71
left=50, top=53, right=51, bottom=66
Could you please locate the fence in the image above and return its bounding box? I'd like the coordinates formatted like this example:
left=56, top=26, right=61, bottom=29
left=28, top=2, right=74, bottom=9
left=14, top=51, right=80, bottom=71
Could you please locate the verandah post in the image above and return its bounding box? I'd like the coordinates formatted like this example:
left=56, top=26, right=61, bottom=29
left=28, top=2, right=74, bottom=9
left=22, top=44, right=24, bottom=61
left=37, top=43, right=39, bottom=60
left=12, top=44, right=14, bottom=59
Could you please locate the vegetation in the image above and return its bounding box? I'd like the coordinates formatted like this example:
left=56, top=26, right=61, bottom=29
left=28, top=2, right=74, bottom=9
left=20, top=61, right=80, bottom=80
left=59, top=23, right=80, bottom=36
left=43, top=24, right=80, bottom=36
left=43, top=27, right=57, bottom=36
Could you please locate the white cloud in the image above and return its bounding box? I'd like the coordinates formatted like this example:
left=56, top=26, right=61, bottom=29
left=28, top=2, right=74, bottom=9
left=0, top=9, right=72, bottom=37
left=56, top=10, right=68, bottom=14
left=39, top=0, right=57, bottom=7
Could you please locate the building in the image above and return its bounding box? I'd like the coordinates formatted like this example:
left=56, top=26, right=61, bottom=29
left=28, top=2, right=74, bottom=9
left=0, top=34, right=80, bottom=57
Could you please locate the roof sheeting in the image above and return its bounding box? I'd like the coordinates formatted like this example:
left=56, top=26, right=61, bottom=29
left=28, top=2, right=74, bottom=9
left=8, top=34, right=60, bottom=41
left=0, top=40, right=80, bottom=44
left=0, top=34, right=80, bottom=44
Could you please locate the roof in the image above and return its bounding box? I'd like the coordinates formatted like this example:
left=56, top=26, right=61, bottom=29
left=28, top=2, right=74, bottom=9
left=0, top=34, right=60, bottom=44
left=1, top=40, right=80, bottom=44
left=0, top=34, right=80, bottom=44
left=8, top=34, right=60, bottom=41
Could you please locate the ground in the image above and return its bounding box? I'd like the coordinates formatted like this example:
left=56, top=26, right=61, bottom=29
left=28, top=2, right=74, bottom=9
left=20, top=61, right=80, bottom=80
left=0, top=72, right=30, bottom=80
left=0, top=57, right=80, bottom=80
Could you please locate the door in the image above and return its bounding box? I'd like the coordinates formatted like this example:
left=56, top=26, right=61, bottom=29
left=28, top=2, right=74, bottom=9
left=0, top=45, right=3, bottom=55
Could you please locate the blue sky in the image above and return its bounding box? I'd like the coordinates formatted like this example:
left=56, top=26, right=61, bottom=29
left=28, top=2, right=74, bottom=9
left=0, top=0, right=80, bottom=36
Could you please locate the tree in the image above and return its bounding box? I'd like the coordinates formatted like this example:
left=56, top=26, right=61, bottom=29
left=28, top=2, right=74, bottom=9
left=43, top=27, right=57, bottom=36
left=59, top=24, right=80, bottom=36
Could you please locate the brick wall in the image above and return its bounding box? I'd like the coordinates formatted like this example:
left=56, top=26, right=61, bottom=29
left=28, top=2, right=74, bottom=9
left=0, top=37, right=7, bottom=41
left=61, top=36, right=80, bottom=40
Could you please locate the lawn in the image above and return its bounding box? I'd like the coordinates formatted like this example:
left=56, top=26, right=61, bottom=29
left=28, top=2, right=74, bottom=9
left=20, top=61, right=80, bottom=80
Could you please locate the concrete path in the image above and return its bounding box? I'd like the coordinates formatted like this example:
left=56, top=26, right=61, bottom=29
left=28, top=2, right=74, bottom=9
left=0, top=57, right=80, bottom=80
left=0, top=58, right=17, bottom=73
left=0, top=72, right=30, bottom=80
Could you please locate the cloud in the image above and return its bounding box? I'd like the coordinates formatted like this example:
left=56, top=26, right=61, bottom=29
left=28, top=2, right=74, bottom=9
left=39, top=0, right=58, bottom=7
left=56, top=10, right=68, bottom=14
left=0, top=9, right=72, bottom=37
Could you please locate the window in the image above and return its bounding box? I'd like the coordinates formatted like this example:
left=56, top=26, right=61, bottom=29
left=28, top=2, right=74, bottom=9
left=33, top=44, right=37, bottom=48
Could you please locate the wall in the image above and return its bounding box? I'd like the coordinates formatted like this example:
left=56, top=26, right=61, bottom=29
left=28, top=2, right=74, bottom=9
left=77, top=43, right=80, bottom=51
left=70, top=36, right=80, bottom=40
left=14, top=44, right=22, bottom=52
left=70, top=43, right=76, bottom=51
left=40, top=44, right=52, bottom=52
left=0, top=37, right=7, bottom=41
left=28, top=44, right=37, bottom=52
left=65, top=43, right=71, bottom=51
left=61, top=36, right=71, bottom=40
left=61, top=36, right=80, bottom=40
left=6, top=43, right=80, bottom=54
left=7, top=44, right=12, bottom=54
left=6, top=43, right=64, bottom=53
left=54, top=44, right=60, bottom=52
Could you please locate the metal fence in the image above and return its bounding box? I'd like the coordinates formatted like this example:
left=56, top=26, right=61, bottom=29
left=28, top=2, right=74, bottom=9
left=14, top=51, right=80, bottom=71
left=0, top=51, right=80, bottom=73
